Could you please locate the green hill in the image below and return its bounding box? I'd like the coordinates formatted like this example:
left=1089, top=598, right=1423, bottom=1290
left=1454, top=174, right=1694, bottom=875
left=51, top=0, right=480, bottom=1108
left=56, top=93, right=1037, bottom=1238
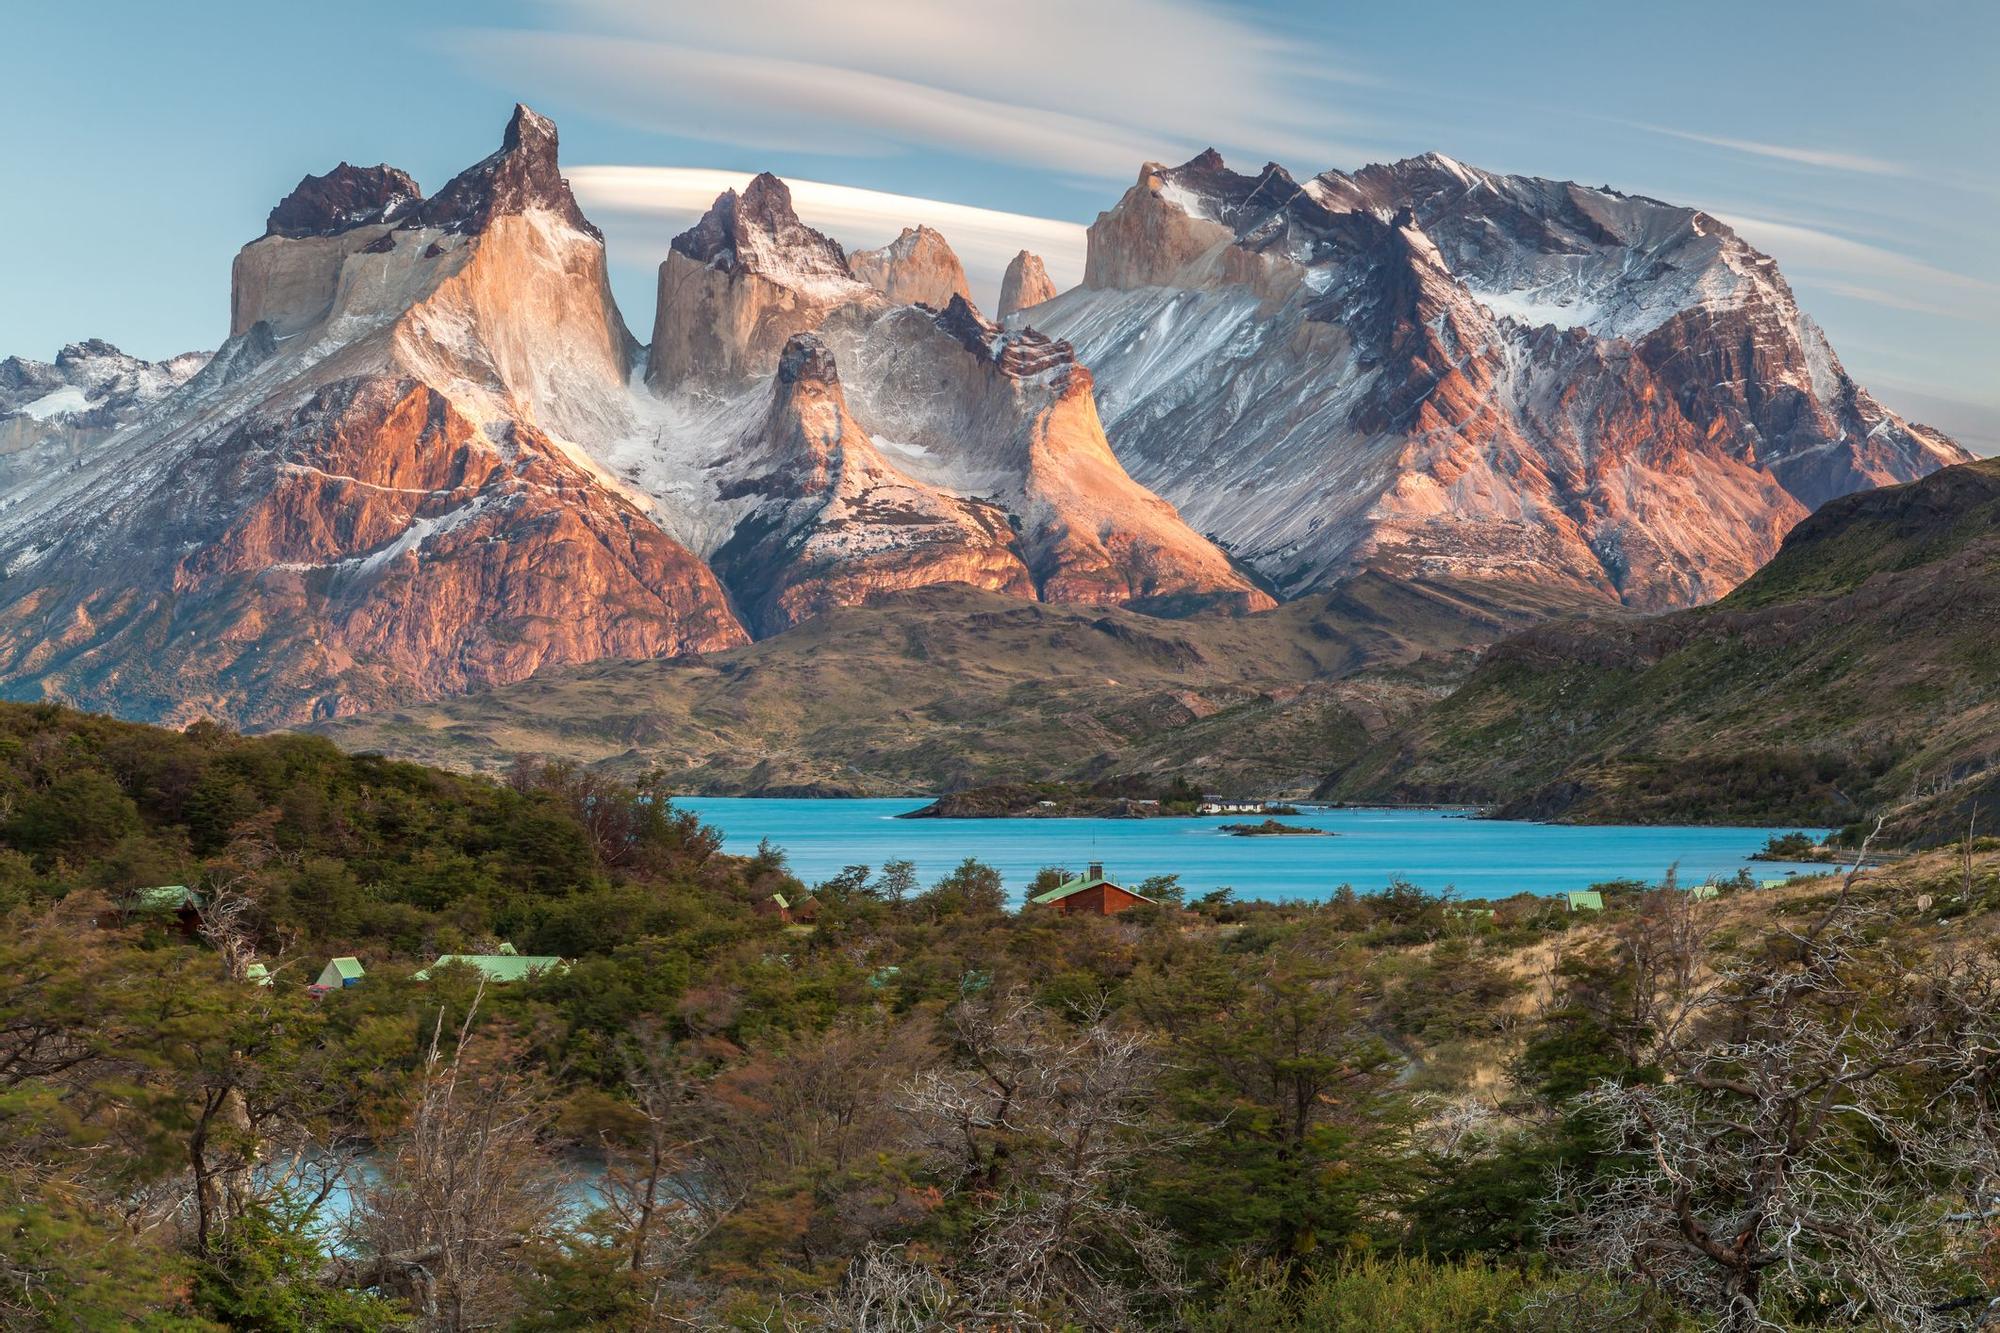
left=1331, top=458, right=2000, bottom=842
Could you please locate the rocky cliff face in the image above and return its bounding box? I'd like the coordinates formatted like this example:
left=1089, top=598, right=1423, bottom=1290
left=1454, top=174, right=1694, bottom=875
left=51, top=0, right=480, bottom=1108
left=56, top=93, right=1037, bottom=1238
left=827, top=296, right=1272, bottom=612
left=709, top=333, right=1034, bottom=635
left=0, top=105, right=743, bottom=727
left=998, top=250, right=1057, bottom=317
left=1026, top=149, right=1969, bottom=609
left=647, top=173, right=876, bottom=386
left=625, top=177, right=1269, bottom=621
left=848, top=226, right=973, bottom=310
left=1333, top=456, right=2000, bottom=839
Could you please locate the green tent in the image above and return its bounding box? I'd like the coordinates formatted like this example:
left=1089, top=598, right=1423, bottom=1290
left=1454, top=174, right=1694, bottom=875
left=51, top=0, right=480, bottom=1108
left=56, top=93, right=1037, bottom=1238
left=1565, top=890, right=1604, bottom=913
left=314, top=957, right=365, bottom=989
left=414, top=953, right=567, bottom=983
left=123, top=885, right=202, bottom=916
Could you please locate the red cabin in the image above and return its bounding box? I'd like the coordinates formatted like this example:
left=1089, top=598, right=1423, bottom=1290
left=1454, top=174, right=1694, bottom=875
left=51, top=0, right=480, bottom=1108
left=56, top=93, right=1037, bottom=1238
left=1029, top=863, right=1154, bottom=917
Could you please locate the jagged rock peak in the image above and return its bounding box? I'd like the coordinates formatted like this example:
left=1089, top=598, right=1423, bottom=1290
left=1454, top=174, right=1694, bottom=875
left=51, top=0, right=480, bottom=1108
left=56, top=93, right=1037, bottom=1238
left=776, top=332, right=840, bottom=387
left=265, top=163, right=422, bottom=239
left=934, top=294, right=1079, bottom=386
left=1145, top=149, right=1307, bottom=228
left=998, top=250, right=1057, bottom=317
left=671, top=173, right=855, bottom=291
left=413, top=103, right=600, bottom=240
left=849, top=225, right=972, bottom=308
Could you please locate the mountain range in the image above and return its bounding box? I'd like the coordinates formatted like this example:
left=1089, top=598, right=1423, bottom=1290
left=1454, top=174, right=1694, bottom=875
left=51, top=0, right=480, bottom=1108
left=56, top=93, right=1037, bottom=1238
left=0, top=105, right=1969, bottom=737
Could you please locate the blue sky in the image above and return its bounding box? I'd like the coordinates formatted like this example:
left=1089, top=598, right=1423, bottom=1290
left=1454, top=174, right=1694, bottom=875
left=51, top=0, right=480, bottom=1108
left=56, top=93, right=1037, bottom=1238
left=5, top=0, right=1994, bottom=449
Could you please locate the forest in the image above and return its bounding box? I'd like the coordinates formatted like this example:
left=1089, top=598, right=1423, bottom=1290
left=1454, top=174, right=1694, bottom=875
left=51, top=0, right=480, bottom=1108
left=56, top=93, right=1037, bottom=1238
left=4, top=700, right=2000, bottom=1331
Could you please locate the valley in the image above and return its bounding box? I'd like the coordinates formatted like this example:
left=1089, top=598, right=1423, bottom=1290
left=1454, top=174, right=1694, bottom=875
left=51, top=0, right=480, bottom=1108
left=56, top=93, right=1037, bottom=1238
left=318, top=575, right=1592, bottom=796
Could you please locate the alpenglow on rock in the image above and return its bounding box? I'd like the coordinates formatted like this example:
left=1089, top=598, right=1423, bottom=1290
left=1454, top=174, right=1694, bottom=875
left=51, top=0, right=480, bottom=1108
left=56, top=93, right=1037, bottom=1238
left=626, top=174, right=1272, bottom=623
left=0, top=105, right=744, bottom=729
left=1024, top=148, right=1969, bottom=610
left=998, top=250, right=1058, bottom=317
left=0, top=112, right=1967, bottom=732
left=848, top=226, right=974, bottom=310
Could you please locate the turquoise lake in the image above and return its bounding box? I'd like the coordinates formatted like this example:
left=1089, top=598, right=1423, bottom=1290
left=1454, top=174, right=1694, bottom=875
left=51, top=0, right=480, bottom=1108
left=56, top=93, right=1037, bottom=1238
left=675, top=799, right=1831, bottom=902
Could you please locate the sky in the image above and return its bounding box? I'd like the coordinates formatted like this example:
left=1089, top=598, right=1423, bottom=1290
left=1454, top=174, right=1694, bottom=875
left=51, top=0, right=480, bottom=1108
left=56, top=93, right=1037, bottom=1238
left=4, top=0, right=1995, bottom=451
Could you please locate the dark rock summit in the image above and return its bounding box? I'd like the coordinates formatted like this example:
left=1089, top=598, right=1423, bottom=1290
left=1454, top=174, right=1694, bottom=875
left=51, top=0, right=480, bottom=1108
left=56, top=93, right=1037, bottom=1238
left=414, top=103, right=600, bottom=239
left=775, top=331, right=840, bottom=387
left=265, top=163, right=422, bottom=238
left=670, top=172, right=851, bottom=282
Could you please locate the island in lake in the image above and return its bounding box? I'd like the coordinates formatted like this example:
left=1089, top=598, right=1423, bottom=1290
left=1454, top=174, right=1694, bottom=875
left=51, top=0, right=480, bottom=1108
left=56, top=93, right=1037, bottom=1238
left=900, top=776, right=1300, bottom=820
left=1219, top=819, right=1332, bottom=837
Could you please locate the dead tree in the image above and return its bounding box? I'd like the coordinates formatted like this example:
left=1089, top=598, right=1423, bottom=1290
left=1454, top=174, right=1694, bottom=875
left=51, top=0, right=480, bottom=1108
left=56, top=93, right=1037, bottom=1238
left=1550, top=824, right=1971, bottom=1329
left=899, top=990, right=1184, bottom=1329
left=344, top=990, right=567, bottom=1330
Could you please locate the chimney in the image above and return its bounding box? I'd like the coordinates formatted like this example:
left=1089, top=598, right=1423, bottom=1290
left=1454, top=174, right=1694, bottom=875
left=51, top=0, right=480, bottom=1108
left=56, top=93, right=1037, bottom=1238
left=1088, top=862, right=1104, bottom=881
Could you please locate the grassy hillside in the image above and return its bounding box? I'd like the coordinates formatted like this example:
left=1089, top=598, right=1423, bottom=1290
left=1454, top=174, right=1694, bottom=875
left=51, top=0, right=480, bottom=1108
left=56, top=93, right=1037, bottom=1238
left=318, top=577, right=1589, bottom=796
left=1333, top=458, right=2000, bottom=840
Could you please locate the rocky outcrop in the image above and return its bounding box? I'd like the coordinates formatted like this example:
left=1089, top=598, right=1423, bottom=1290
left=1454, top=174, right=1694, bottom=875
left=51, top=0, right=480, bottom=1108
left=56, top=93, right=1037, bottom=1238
left=1030, top=148, right=1969, bottom=610
left=998, top=250, right=1057, bottom=317
left=413, top=104, right=600, bottom=240
left=264, top=163, right=421, bottom=239
left=0, top=105, right=743, bottom=728
left=647, top=174, right=876, bottom=386
left=638, top=179, right=1265, bottom=623
left=827, top=295, right=1273, bottom=613
left=849, top=226, right=973, bottom=309
left=0, top=340, right=209, bottom=463
left=710, top=333, right=1034, bottom=635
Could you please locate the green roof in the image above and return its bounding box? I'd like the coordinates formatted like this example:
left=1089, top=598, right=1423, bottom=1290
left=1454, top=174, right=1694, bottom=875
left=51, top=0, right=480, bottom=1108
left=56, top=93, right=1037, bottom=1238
left=1688, top=884, right=1721, bottom=901
left=1031, top=872, right=1151, bottom=906
left=1566, top=890, right=1604, bottom=911
left=1759, top=877, right=1789, bottom=890
left=770, top=893, right=790, bottom=910
left=125, top=885, right=201, bottom=914
left=414, top=954, right=567, bottom=983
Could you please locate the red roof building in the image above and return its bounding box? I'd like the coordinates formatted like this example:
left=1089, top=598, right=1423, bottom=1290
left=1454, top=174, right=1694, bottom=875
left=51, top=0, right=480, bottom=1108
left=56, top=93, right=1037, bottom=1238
left=1029, top=863, right=1154, bottom=917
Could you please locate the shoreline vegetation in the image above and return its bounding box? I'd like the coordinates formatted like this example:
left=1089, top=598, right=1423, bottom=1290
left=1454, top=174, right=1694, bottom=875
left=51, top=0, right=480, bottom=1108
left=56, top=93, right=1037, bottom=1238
left=6, top=699, right=1999, bottom=1329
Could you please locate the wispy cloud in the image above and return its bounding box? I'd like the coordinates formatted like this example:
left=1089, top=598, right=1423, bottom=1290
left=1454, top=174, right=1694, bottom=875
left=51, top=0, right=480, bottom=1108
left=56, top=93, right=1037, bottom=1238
left=455, top=0, right=1368, bottom=179
left=1634, top=123, right=1909, bottom=177
left=570, top=166, right=1089, bottom=311
left=1712, top=211, right=1997, bottom=321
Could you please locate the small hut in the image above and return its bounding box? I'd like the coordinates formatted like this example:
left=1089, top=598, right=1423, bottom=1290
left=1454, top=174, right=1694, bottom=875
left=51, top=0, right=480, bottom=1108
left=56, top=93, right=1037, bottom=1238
left=1030, top=863, right=1154, bottom=917
left=1565, top=890, right=1604, bottom=913
left=413, top=949, right=567, bottom=984
left=755, top=892, right=820, bottom=924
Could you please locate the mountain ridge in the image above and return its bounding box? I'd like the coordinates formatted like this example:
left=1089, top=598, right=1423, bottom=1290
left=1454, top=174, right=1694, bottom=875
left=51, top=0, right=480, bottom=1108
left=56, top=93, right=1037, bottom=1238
left=0, top=111, right=1967, bottom=735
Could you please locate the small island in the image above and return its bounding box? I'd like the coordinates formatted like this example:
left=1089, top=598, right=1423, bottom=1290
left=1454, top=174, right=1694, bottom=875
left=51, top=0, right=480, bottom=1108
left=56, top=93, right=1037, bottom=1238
left=1219, top=818, right=1331, bottom=837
